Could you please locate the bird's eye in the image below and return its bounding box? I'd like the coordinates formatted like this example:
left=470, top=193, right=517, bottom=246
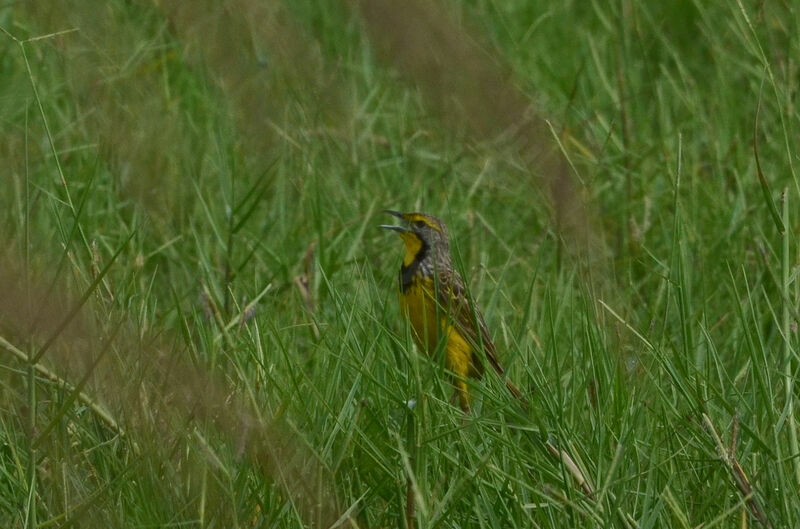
left=413, top=220, right=426, bottom=229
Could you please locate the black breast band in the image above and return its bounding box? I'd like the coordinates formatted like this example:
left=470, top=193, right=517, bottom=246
left=399, top=241, right=429, bottom=292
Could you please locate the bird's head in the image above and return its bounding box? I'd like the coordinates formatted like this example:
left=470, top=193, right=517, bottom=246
left=380, top=210, right=450, bottom=267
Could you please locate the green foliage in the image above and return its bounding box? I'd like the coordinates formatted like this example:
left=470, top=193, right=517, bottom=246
left=1, top=0, right=798, bottom=527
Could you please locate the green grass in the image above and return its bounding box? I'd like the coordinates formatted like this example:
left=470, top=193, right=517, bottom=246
left=1, top=0, right=799, bottom=527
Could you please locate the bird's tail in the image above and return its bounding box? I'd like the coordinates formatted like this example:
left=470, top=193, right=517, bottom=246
left=481, top=345, right=529, bottom=409
left=504, top=378, right=529, bottom=410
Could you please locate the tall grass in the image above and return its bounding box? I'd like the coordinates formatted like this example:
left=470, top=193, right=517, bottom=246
left=1, top=0, right=798, bottom=527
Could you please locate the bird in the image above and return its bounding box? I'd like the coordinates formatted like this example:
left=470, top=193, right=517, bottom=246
left=380, top=210, right=525, bottom=413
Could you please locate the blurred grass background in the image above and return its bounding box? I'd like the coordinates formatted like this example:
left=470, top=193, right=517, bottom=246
left=1, top=0, right=799, bottom=527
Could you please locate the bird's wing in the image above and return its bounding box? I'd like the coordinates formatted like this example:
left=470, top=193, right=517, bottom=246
left=435, top=269, right=527, bottom=404
left=435, top=270, right=505, bottom=379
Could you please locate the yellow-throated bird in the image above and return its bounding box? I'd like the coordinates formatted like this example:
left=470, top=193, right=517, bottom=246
left=380, top=210, right=525, bottom=413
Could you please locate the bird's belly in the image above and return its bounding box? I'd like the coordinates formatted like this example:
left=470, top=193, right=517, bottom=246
left=400, top=278, right=472, bottom=378
left=400, top=278, right=441, bottom=353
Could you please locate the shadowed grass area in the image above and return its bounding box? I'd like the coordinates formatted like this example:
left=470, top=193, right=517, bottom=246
left=1, top=0, right=799, bottom=527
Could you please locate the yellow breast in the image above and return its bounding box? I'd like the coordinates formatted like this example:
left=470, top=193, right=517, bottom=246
left=399, top=275, right=440, bottom=354
left=399, top=275, right=473, bottom=381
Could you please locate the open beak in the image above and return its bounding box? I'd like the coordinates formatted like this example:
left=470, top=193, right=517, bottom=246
left=379, top=210, right=409, bottom=232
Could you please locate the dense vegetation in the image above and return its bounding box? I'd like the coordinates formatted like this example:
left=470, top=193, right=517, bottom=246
left=1, top=1, right=798, bottom=527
